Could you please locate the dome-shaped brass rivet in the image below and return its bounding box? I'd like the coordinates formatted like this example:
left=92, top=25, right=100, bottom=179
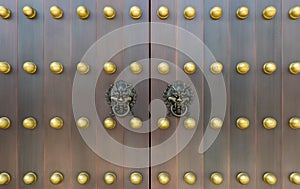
left=130, top=117, right=142, bottom=129
left=130, top=62, right=142, bottom=74
left=50, top=5, right=63, bottom=19
left=263, top=117, right=277, bottom=130
left=210, top=62, right=223, bottom=74
left=77, top=62, right=89, bottom=74
left=49, top=117, right=64, bottom=129
left=210, top=117, right=223, bottom=129
left=184, top=118, right=196, bottom=129
left=210, top=172, right=224, bottom=185
left=0, top=6, right=11, bottom=19
left=236, top=117, right=250, bottom=130
left=76, top=117, right=89, bottom=129
left=237, top=172, right=250, bottom=185
left=130, top=172, right=143, bottom=185
left=77, top=6, right=89, bottom=19
left=290, top=172, right=300, bottom=185
left=184, top=6, right=196, bottom=20
left=263, top=6, right=277, bottom=20
left=104, top=172, right=116, bottom=185
left=103, top=6, right=116, bottom=19
left=0, top=62, right=11, bottom=74
left=289, top=62, right=300, bottom=75
left=103, top=117, right=116, bottom=130
left=50, top=62, right=63, bottom=74
left=0, top=117, right=11, bottom=129
left=0, top=172, right=10, bottom=185
left=23, top=117, right=37, bottom=130
left=184, top=62, right=196, bottom=74
left=50, top=172, right=64, bottom=185
left=23, top=172, right=37, bottom=185
left=236, top=6, right=249, bottom=20
left=263, top=62, right=277, bottom=74
left=158, top=172, right=170, bottom=185
left=157, top=62, right=170, bottom=74
left=130, top=6, right=142, bottom=19
left=23, top=62, right=37, bottom=74
left=263, top=172, right=277, bottom=185
left=104, top=62, right=116, bottom=74
left=23, top=6, right=37, bottom=19
left=289, top=117, right=300, bottom=129
left=158, top=118, right=170, bottom=130
left=183, top=172, right=197, bottom=185
left=289, top=6, right=300, bottom=20
left=157, top=6, right=169, bottom=20
left=210, top=6, right=223, bottom=20
left=77, top=172, right=89, bottom=185
left=236, top=62, right=250, bottom=74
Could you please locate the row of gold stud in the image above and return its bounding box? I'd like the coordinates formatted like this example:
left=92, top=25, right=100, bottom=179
left=1, top=5, right=300, bottom=20
left=1, top=61, right=300, bottom=75
left=0, top=171, right=300, bottom=185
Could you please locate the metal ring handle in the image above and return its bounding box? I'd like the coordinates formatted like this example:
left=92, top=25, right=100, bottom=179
left=112, top=104, right=131, bottom=117
left=170, top=104, right=188, bottom=117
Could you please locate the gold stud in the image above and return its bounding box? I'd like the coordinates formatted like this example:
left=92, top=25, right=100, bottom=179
left=210, top=117, right=223, bottom=129
left=76, top=117, right=89, bottom=129
left=23, top=117, right=37, bottom=130
left=49, top=117, right=64, bottom=129
left=289, top=62, right=300, bottom=75
left=289, top=117, right=300, bottom=129
left=50, top=62, right=63, bottom=74
left=210, top=172, right=224, bottom=185
left=158, top=172, right=170, bottom=185
left=184, top=62, right=196, bottom=74
left=184, top=118, right=196, bottom=129
left=0, top=62, right=11, bottom=74
left=130, top=6, right=142, bottom=19
left=0, top=117, right=11, bottom=129
left=263, top=62, right=277, bottom=74
left=210, top=62, right=223, bottom=74
left=263, top=117, right=277, bottom=130
left=77, top=62, right=89, bottom=74
left=158, top=118, right=170, bottom=130
left=50, top=5, right=63, bottom=19
left=103, top=6, right=116, bottom=19
left=0, top=172, right=10, bottom=185
left=104, top=172, right=116, bottom=185
left=263, top=172, right=277, bottom=185
left=183, top=172, right=197, bottom=185
left=290, top=172, right=300, bottom=185
left=130, top=62, right=142, bottom=74
left=184, top=6, right=196, bottom=20
left=23, top=62, right=37, bottom=74
left=263, top=6, right=276, bottom=20
left=157, top=62, right=170, bottom=74
left=77, top=6, right=89, bottom=20
left=0, top=6, right=11, bottom=19
left=103, top=117, right=116, bottom=130
left=23, top=172, right=37, bottom=185
left=236, top=62, right=250, bottom=74
left=157, top=6, right=169, bottom=20
left=289, top=6, right=300, bottom=19
left=103, top=62, right=116, bottom=74
left=50, top=172, right=64, bottom=185
left=236, top=117, right=250, bottom=130
left=130, top=117, right=142, bottom=129
left=210, top=6, right=223, bottom=20
left=77, top=172, right=89, bottom=185
left=237, top=172, right=250, bottom=185
left=130, top=172, right=143, bottom=185
left=23, top=6, right=36, bottom=19
left=236, top=6, right=249, bottom=20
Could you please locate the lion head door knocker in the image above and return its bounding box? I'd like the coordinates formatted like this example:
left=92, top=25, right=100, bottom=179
left=163, top=80, right=193, bottom=117
left=106, top=80, right=137, bottom=117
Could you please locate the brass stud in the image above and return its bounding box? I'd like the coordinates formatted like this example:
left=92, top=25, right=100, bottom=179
left=0, top=6, right=11, bottom=19
left=236, top=117, right=250, bottom=130
left=130, top=172, right=143, bottom=185
left=183, top=172, right=197, bottom=185
left=50, top=5, right=63, bottom=19
left=23, top=62, right=37, bottom=74
left=104, top=172, right=116, bottom=185
left=236, top=62, right=250, bottom=74
left=130, top=6, right=142, bottom=19
left=289, top=6, right=300, bottom=20
left=263, top=172, right=277, bottom=185
left=210, top=117, right=223, bottom=129
left=103, top=6, right=116, bottom=19
left=157, top=62, right=170, bottom=74
left=50, top=172, right=64, bottom=185
left=23, top=6, right=36, bottom=19
left=184, top=118, right=196, bottom=129
left=263, top=6, right=277, bottom=20
left=0, top=172, right=10, bottom=185
left=184, top=62, right=196, bottom=74
left=184, top=6, right=196, bottom=20
left=77, top=6, right=89, bottom=20
left=130, top=62, right=142, bottom=74
left=210, top=172, right=224, bottom=185
left=210, top=62, right=223, bottom=74
left=158, top=118, right=170, bottom=130
left=103, top=117, right=116, bottom=130
left=49, top=117, right=64, bottom=129
left=289, top=62, right=300, bottom=75
left=130, top=117, right=142, bottom=129
left=103, top=62, right=116, bottom=74
left=263, top=62, right=277, bottom=74
left=237, top=172, right=250, bottom=185
left=263, top=117, right=277, bottom=130
left=157, top=6, right=169, bottom=20
left=77, top=172, right=89, bottom=185
left=210, top=6, right=223, bottom=20
left=0, top=62, right=11, bottom=74
left=158, top=172, right=170, bottom=185
left=76, top=117, right=89, bottom=129
left=23, top=172, right=37, bottom=185
left=289, top=117, right=300, bottom=129
left=236, top=6, right=249, bottom=20
left=50, top=62, right=63, bottom=74
left=23, top=117, right=37, bottom=130
left=0, top=117, right=10, bottom=129
left=290, top=172, right=300, bottom=185
left=77, top=62, right=89, bottom=74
